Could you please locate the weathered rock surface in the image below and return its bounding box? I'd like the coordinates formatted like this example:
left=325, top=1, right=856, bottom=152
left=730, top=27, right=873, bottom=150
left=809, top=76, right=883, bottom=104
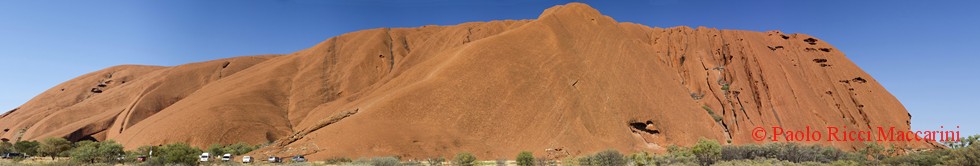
left=0, top=3, right=933, bottom=160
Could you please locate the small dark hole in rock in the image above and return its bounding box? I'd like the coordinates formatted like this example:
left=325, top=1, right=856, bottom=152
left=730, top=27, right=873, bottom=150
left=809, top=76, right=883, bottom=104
left=819, top=48, right=832, bottom=52
left=629, top=121, right=660, bottom=134
left=804, top=38, right=818, bottom=45
left=767, top=46, right=784, bottom=51
left=813, top=59, right=828, bottom=63
left=852, top=77, right=867, bottom=83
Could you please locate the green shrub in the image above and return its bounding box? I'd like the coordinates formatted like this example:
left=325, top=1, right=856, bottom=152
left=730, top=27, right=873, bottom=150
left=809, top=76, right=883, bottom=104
left=71, top=141, right=96, bottom=162
left=945, top=144, right=980, bottom=166
left=325, top=157, right=354, bottom=164
left=534, top=158, right=554, bottom=166
left=881, top=149, right=946, bottom=166
left=147, top=142, right=202, bottom=166
left=453, top=152, right=476, bottom=166
left=712, top=158, right=815, bottom=166
left=207, top=143, right=225, bottom=156
left=516, top=151, right=534, bottom=166
left=720, top=142, right=858, bottom=163
left=13, top=140, right=39, bottom=156
left=369, top=156, right=402, bottom=166
left=403, top=160, right=424, bottom=166
left=340, top=161, right=374, bottom=166
left=629, top=152, right=653, bottom=166
left=667, top=145, right=692, bottom=157
left=650, top=145, right=696, bottom=165
left=94, top=140, right=124, bottom=162
left=38, top=137, right=72, bottom=159
left=690, top=92, right=705, bottom=100
left=594, top=150, right=626, bottom=166
left=119, top=150, right=143, bottom=164
left=578, top=149, right=625, bottom=166
left=426, top=157, right=446, bottom=166
left=701, top=105, right=723, bottom=122
left=0, top=141, right=12, bottom=154
left=858, top=142, right=895, bottom=162
left=133, top=145, right=156, bottom=156
left=692, top=139, right=721, bottom=165
left=651, top=154, right=697, bottom=165
left=70, top=140, right=125, bottom=163
left=657, top=141, right=897, bottom=165
left=222, top=142, right=259, bottom=155
left=26, top=160, right=87, bottom=166
left=944, top=134, right=980, bottom=149
left=204, top=142, right=260, bottom=157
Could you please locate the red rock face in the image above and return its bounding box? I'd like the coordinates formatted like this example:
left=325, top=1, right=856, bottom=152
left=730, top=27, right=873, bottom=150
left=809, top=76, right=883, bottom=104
left=0, top=3, right=934, bottom=160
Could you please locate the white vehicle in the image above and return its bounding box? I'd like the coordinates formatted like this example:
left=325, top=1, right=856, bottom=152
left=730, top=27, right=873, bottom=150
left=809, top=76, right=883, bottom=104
left=268, top=156, right=282, bottom=163
left=242, top=156, right=252, bottom=163
left=199, top=153, right=211, bottom=162
left=291, top=155, right=306, bottom=162
left=221, top=154, right=232, bottom=162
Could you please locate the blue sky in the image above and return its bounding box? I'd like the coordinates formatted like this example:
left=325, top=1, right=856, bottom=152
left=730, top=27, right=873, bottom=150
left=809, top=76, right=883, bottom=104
left=1, top=0, right=977, bottom=137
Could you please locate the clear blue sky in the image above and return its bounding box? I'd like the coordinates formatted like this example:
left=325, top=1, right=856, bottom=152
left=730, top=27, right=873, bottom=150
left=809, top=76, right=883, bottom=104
left=1, top=0, right=977, bottom=137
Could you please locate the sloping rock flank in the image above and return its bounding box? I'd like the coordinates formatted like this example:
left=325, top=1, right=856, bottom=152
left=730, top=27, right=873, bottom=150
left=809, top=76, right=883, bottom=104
left=0, top=3, right=932, bottom=160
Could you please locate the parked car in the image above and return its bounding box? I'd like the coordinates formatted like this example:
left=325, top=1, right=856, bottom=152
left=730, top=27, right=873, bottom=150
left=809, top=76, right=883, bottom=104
left=136, top=155, right=147, bottom=162
left=268, top=156, right=282, bottom=163
left=199, top=152, right=211, bottom=162
left=0, top=152, right=23, bottom=159
left=292, top=155, right=306, bottom=162
left=242, top=156, right=252, bottom=163
left=221, top=154, right=232, bottom=162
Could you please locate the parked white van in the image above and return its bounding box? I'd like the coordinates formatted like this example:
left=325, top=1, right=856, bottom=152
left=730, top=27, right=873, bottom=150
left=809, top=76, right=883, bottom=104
left=221, top=153, right=232, bottom=162
left=242, top=156, right=253, bottom=163
left=268, top=156, right=282, bottom=163
left=199, top=152, right=210, bottom=162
